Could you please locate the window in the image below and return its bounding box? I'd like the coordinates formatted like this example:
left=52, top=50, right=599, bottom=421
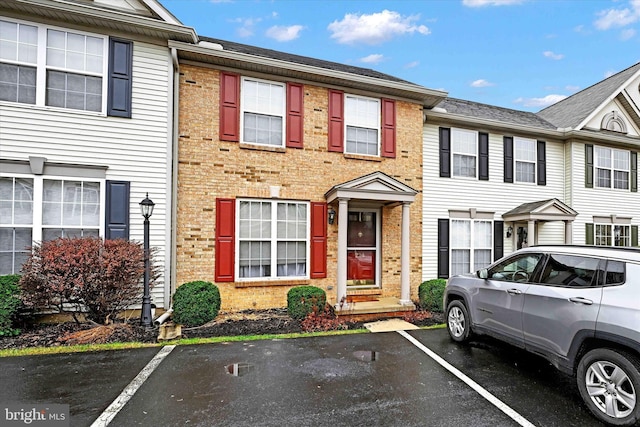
left=451, top=128, right=477, bottom=178
left=595, top=224, right=630, bottom=247
left=595, top=146, right=629, bottom=190
left=237, top=199, right=308, bottom=279
left=604, top=260, right=625, bottom=285
left=540, top=254, right=599, bottom=287
left=450, top=219, right=492, bottom=275
left=241, top=77, right=285, bottom=147
left=0, top=18, right=106, bottom=112
left=514, top=137, right=536, bottom=183
left=0, top=177, right=33, bottom=274
left=488, top=253, right=542, bottom=283
left=0, top=175, right=103, bottom=275
left=345, top=95, right=380, bottom=156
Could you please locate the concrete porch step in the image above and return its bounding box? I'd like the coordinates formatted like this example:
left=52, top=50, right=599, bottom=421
left=334, top=297, right=416, bottom=322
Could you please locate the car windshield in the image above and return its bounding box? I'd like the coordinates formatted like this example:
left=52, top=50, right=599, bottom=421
left=487, top=253, right=542, bottom=282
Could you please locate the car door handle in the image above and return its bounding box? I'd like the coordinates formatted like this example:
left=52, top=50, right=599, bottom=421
left=506, top=289, right=522, bottom=295
left=569, top=297, right=593, bottom=305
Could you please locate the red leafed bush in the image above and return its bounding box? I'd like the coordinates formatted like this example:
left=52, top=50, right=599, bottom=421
left=19, top=237, right=158, bottom=324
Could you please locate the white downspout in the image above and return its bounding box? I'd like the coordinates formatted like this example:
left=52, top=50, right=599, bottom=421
left=168, top=46, right=180, bottom=309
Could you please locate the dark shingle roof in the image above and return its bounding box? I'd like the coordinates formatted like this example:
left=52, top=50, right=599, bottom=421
left=435, top=98, right=557, bottom=130
left=537, top=62, right=640, bottom=129
left=199, top=36, right=414, bottom=85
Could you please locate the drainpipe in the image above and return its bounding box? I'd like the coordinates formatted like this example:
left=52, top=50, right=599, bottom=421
left=154, top=309, right=173, bottom=326
left=168, top=46, right=180, bottom=307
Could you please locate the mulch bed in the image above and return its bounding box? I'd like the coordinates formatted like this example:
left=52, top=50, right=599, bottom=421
left=0, top=308, right=444, bottom=351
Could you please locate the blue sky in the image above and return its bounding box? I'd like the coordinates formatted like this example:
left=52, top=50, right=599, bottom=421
left=160, top=0, right=640, bottom=112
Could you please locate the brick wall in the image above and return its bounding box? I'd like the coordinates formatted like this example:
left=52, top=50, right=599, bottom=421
left=176, top=64, right=424, bottom=312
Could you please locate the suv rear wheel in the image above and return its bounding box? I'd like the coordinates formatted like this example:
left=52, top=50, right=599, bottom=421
left=446, top=300, right=472, bottom=343
left=576, top=348, right=640, bottom=426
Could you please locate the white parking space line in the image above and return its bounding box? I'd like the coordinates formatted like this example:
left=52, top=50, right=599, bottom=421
left=90, top=345, right=175, bottom=427
left=397, top=330, right=536, bottom=427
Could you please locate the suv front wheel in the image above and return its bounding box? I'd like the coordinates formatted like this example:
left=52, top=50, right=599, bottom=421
left=446, top=300, right=472, bottom=343
left=577, top=348, right=640, bottom=426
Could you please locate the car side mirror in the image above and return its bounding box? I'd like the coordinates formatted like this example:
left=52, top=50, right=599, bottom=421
left=477, top=268, right=488, bottom=279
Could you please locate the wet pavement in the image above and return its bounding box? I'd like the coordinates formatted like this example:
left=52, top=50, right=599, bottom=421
left=0, top=329, right=608, bottom=427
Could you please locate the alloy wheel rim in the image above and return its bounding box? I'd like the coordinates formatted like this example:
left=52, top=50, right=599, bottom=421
left=585, top=360, right=636, bottom=419
left=448, top=306, right=465, bottom=338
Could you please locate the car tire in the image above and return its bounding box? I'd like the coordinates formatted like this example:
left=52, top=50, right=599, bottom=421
left=576, top=348, right=640, bottom=426
left=446, top=300, right=472, bottom=343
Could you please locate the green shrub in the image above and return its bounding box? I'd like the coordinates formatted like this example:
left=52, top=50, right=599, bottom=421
left=0, top=275, right=22, bottom=336
left=172, top=281, right=221, bottom=327
left=287, top=286, right=326, bottom=320
left=418, top=279, right=447, bottom=313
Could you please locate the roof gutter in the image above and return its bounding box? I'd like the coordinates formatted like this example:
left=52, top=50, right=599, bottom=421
left=168, top=40, right=446, bottom=104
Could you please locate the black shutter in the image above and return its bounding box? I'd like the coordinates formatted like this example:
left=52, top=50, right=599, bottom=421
left=437, top=219, right=449, bottom=278
left=105, top=180, right=130, bottom=240
left=585, top=223, right=594, bottom=245
left=632, top=225, right=638, bottom=247
left=504, top=136, right=513, bottom=183
left=439, top=127, right=451, bottom=178
left=631, top=152, right=637, bottom=192
left=537, top=140, right=546, bottom=186
left=479, top=132, right=489, bottom=181
left=107, top=38, right=133, bottom=118
left=494, top=221, right=504, bottom=261
left=585, top=144, right=594, bottom=188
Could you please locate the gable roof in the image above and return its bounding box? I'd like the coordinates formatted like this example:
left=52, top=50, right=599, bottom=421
left=171, top=37, right=447, bottom=106
left=502, top=198, right=578, bottom=222
left=537, top=62, right=640, bottom=130
left=324, top=171, right=418, bottom=205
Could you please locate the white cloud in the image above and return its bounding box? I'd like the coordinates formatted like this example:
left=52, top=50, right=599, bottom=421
left=514, top=94, right=566, bottom=108
left=230, top=17, right=262, bottom=37
left=404, top=60, right=420, bottom=69
left=328, top=10, right=430, bottom=45
left=266, top=25, right=304, bottom=42
left=594, top=0, right=640, bottom=30
left=471, top=79, right=494, bottom=88
left=565, top=85, right=580, bottom=92
left=621, top=28, right=637, bottom=40
left=360, top=54, right=384, bottom=64
left=543, top=51, right=564, bottom=60
left=604, top=70, right=617, bottom=78
left=462, top=0, right=524, bottom=7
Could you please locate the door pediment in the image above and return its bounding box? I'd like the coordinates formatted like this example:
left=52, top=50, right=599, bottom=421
left=324, top=172, right=418, bottom=205
left=502, top=198, right=578, bottom=222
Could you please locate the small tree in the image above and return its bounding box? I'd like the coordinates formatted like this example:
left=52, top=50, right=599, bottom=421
left=20, top=237, right=158, bottom=324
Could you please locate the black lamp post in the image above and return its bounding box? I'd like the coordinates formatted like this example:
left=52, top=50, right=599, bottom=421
left=139, top=193, right=155, bottom=327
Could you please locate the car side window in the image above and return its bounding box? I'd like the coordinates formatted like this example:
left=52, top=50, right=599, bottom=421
left=488, top=253, right=542, bottom=283
left=539, top=254, right=599, bottom=287
left=604, top=260, right=625, bottom=285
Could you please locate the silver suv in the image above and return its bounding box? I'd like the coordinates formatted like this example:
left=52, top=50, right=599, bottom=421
left=443, top=245, right=640, bottom=426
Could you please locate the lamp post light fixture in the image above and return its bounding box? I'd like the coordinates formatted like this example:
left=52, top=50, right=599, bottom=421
left=139, top=193, right=155, bottom=327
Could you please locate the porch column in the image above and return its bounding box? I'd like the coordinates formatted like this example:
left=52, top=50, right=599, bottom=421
left=336, top=198, right=349, bottom=308
left=564, top=220, right=573, bottom=244
left=528, top=220, right=536, bottom=246
left=400, top=202, right=412, bottom=305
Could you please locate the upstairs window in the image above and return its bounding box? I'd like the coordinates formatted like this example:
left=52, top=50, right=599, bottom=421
left=345, top=95, right=380, bottom=156
left=514, top=137, right=536, bottom=183
left=241, top=77, right=285, bottom=147
left=595, top=147, right=629, bottom=190
left=0, top=18, right=109, bottom=113
left=451, top=128, right=477, bottom=178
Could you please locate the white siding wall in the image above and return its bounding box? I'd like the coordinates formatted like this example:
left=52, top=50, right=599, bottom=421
left=421, top=123, right=566, bottom=280
left=0, top=41, right=172, bottom=308
left=567, top=140, right=640, bottom=245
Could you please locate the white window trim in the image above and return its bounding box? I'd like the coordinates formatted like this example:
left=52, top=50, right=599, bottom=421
left=450, top=218, right=494, bottom=275
left=594, top=146, right=630, bottom=191
left=514, top=136, right=537, bottom=184
left=594, top=223, right=631, bottom=247
left=234, top=198, right=310, bottom=282
left=0, top=17, right=108, bottom=115
left=239, top=76, right=286, bottom=148
left=344, top=93, right=381, bottom=157
left=451, top=128, right=478, bottom=179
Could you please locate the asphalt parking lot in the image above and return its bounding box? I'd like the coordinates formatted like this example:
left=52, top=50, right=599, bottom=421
left=0, top=328, right=609, bottom=427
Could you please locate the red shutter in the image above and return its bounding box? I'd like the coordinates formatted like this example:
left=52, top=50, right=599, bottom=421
left=215, top=198, right=235, bottom=282
left=310, top=202, right=327, bottom=278
left=328, top=89, right=344, bottom=152
left=286, top=83, right=304, bottom=148
left=381, top=98, right=396, bottom=158
left=219, top=72, right=240, bottom=142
